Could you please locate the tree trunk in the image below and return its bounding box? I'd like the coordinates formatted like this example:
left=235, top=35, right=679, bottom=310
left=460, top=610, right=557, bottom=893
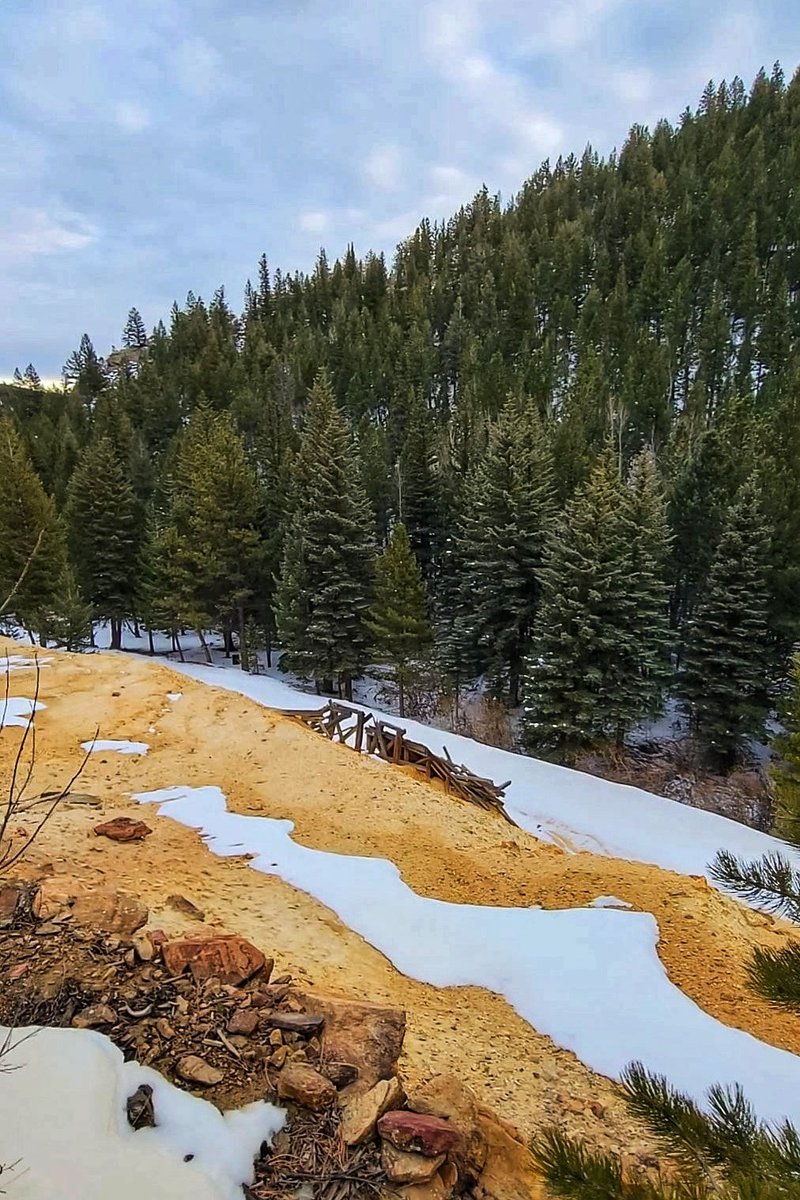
left=237, top=606, right=249, bottom=672
left=148, top=628, right=155, bottom=655
left=223, top=625, right=234, bottom=657
left=197, top=628, right=212, bottom=664
left=173, top=628, right=185, bottom=663
left=342, top=673, right=353, bottom=702
left=398, top=670, right=405, bottom=718
left=132, top=617, right=141, bottom=638
left=265, top=622, right=272, bottom=669
left=110, top=618, right=121, bottom=651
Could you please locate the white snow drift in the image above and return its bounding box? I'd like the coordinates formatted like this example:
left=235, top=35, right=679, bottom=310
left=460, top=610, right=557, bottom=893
left=0, top=696, right=44, bottom=728
left=136, top=783, right=800, bottom=1127
left=80, top=737, right=150, bottom=755
left=0, top=1024, right=284, bottom=1200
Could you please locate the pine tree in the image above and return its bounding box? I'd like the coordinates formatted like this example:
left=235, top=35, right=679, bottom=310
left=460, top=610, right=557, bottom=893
left=37, top=565, right=93, bottom=651
left=0, top=417, right=67, bottom=633
left=275, top=370, right=375, bottom=698
left=368, top=523, right=432, bottom=716
left=771, top=655, right=800, bottom=843
left=521, top=451, right=642, bottom=760
left=678, top=480, right=771, bottom=771
left=65, top=437, right=141, bottom=649
left=122, top=307, right=148, bottom=349
left=460, top=398, right=555, bottom=706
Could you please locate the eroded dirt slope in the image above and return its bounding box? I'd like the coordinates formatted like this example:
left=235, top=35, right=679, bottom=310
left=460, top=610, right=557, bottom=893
left=2, top=640, right=799, bottom=1154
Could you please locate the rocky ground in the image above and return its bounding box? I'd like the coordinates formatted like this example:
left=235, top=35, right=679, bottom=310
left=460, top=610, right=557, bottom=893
left=2, top=641, right=800, bottom=1196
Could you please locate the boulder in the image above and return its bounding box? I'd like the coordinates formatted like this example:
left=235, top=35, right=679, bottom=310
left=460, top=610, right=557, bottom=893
left=473, top=1103, right=545, bottom=1200
left=33, top=876, right=147, bottom=936
left=276, top=1064, right=338, bottom=1111
left=93, top=817, right=152, bottom=842
left=408, top=1074, right=487, bottom=1180
left=176, top=1055, right=224, bottom=1086
left=294, top=990, right=405, bottom=1088
left=378, top=1112, right=461, bottom=1158
left=341, top=1077, right=405, bottom=1146
left=227, top=1008, right=259, bottom=1036
left=72, top=1004, right=117, bottom=1029
left=162, top=935, right=270, bottom=986
left=382, top=1144, right=445, bottom=1184
left=397, top=1161, right=459, bottom=1200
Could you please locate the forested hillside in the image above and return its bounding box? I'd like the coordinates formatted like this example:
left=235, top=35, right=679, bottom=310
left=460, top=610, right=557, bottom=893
left=2, top=66, right=800, bottom=777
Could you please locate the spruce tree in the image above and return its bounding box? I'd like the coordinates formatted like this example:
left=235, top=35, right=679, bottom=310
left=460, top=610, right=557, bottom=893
left=460, top=398, right=555, bottom=706
left=0, top=417, right=67, bottom=633
left=368, top=522, right=432, bottom=716
left=65, top=436, right=141, bottom=649
left=521, top=451, right=642, bottom=760
left=678, top=480, right=771, bottom=771
left=771, top=655, right=800, bottom=843
left=276, top=370, right=375, bottom=698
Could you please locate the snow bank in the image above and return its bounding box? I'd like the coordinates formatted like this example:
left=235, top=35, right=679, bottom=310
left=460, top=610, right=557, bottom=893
left=135, top=784, right=800, bottom=1126
left=0, top=1024, right=284, bottom=1200
left=166, top=660, right=800, bottom=883
left=0, top=654, right=52, bottom=672
left=0, top=696, right=44, bottom=728
left=81, top=738, right=150, bottom=755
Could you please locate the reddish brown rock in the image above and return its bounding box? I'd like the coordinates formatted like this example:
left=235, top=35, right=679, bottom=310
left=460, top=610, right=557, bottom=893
left=378, top=1112, right=461, bottom=1158
left=321, top=1061, right=359, bottom=1089
left=0, top=883, right=24, bottom=925
left=7, top=963, right=29, bottom=981
left=295, top=990, right=405, bottom=1088
left=276, top=1064, right=338, bottom=1111
left=408, top=1074, right=488, bottom=1180
left=382, top=1144, right=445, bottom=1184
left=227, top=1008, right=259, bottom=1036
left=266, top=1012, right=325, bottom=1035
left=73, top=1004, right=117, bottom=1028
left=93, top=817, right=152, bottom=842
left=176, top=1055, right=224, bottom=1086
left=162, top=935, right=271, bottom=986
left=33, top=876, right=147, bottom=935
left=341, top=1077, right=405, bottom=1146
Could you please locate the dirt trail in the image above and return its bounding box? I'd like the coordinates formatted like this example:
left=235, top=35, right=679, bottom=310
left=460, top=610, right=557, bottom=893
left=2, top=640, right=799, bottom=1152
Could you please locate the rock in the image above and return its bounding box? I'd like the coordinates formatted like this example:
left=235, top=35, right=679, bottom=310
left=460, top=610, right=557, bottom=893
left=166, top=894, right=206, bottom=921
left=321, top=1061, right=359, bottom=1089
left=63, top=792, right=102, bottom=808
left=7, top=963, right=29, bottom=981
left=382, top=1143, right=445, bottom=1184
left=132, top=931, right=155, bottom=961
left=155, top=1018, right=175, bottom=1039
left=341, top=1077, right=405, bottom=1146
left=176, top=1055, right=224, bottom=1086
left=126, top=1084, right=155, bottom=1130
left=227, top=1008, right=259, bottom=1035
left=408, top=1074, right=487, bottom=1180
left=398, top=1161, right=458, bottom=1200
left=33, top=876, right=147, bottom=936
left=378, top=1112, right=460, bottom=1158
left=253, top=983, right=290, bottom=1006
left=474, top=1103, right=546, bottom=1200
left=276, top=1064, right=338, bottom=1111
left=0, top=883, right=24, bottom=925
left=267, top=1012, right=325, bottom=1035
left=162, top=935, right=271, bottom=986
left=269, top=1029, right=283, bottom=1046
left=295, top=990, right=405, bottom=1088
left=73, top=1004, right=117, bottom=1028
left=93, top=817, right=153, bottom=842
left=268, top=1045, right=290, bottom=1069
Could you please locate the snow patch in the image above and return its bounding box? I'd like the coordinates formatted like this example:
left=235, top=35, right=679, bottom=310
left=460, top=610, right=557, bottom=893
left=0, top=1024, right=284, bottom=1200
left=81, top=738, right=150, bottom=755
left=135, top=783, right=800, bottom=1126
left=167, top=692, right=183, bottom=702
left=0, top=654, right=52, bottom=672
left=1, top=697, right=44, bottom=728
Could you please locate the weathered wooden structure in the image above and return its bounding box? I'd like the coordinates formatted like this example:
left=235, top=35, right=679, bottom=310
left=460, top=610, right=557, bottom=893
left=285, top=702, right=514, bottom=824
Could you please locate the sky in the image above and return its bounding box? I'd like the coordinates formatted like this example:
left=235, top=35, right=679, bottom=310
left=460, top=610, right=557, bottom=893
left=1, top=0, right=798, bottom=380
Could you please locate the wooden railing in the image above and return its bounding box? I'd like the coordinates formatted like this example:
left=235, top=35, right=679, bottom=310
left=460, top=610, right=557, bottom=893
left=283, top=702, right=514, bottom=824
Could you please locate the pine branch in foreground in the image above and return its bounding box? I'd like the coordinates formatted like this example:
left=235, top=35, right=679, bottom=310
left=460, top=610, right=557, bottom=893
left=531, top=1126, right=668, bottom=1200
left=708, top=850, right=800, bottom=923
left=747, top=943, right=800, bottom=1011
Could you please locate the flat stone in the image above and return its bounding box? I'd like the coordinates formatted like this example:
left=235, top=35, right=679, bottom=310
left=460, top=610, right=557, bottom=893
left=176, top=1055, right=224, bottom=1086
left=33, top=876, right=147, bottom=936
left=382, top=1143, right=446, bottom=1184
left=162, top=935, right=271, bottom=986
left=378, top=1112, right=461, bottom=1158
left=266, top=1012, right=325, bottom=1035
left=7, top=963, right=29, bottom=981
left=408, top=1074, right=488, bottom=1180
left=341, top=1077, right=405, bottom=1146
left=227, top=1008, right=259, bottom=1035
left=73, top=1004, right=117, bottom=1028
left=295, top=990, right=405, bottom=1088
left=0, top=884, right=24, bottom=924
left=166, top=894, right=206, bottom=921
left=93, top=817, right=152, bottom=842
left=398, top=1161, right=459, bottom=1200
left=276, top=1064, right=338, bottom=1111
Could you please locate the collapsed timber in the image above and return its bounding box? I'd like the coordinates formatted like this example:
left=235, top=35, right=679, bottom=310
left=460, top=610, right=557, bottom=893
left=286, top=702, right=514, bottom=824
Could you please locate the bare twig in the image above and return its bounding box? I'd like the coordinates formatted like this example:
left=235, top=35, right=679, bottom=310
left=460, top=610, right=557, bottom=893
left=0, top=529, right=44, bottom=617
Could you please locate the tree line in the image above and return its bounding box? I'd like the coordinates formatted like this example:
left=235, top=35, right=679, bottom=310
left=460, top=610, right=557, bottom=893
left=1, top=65, right=799, bottom=776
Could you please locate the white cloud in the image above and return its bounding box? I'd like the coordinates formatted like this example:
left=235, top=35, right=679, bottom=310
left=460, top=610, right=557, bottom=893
left=115, top=101, right=151, bottom=133
left=0, top=209, right=98, bottom=259
left=363, top=145, right=404, bottom=192
left=298, top=209, right=330, bottom=235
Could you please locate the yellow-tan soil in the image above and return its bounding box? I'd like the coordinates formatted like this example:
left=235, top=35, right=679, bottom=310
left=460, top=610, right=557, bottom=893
left=2, top=640, right=799, bottom=1156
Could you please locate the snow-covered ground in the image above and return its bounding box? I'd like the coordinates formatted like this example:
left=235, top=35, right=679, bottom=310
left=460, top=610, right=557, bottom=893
left=166, top=659, right=800, bottom=882
left=136, top=783, right=800, bottom=1127
left=0, top=1024, right=284, bottom=1200
left=0, top=696, right=44, bottom=728
left=81, top=738, right=150, bottom=755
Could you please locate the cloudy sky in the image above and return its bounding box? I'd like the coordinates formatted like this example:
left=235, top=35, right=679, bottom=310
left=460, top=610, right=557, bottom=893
left=1, top=0, right=798, bottom=379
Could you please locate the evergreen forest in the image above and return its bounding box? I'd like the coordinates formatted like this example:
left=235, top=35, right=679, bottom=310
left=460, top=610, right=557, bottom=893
left=3, top=65, right=800, bottom=776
